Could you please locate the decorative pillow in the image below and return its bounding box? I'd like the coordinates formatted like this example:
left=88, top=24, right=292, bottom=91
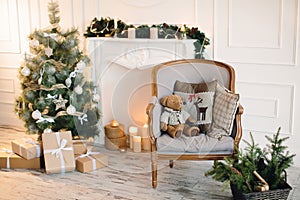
left=173, top=80, right=217, bottom=133
left=210, top=82, right=239, bottom=136
left=174, top=80, right=217, bottom=93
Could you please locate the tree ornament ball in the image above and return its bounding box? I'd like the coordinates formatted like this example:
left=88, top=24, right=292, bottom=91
left=43, top=128, right=53, bottom=134
left=76, top=60, right=86, bottom=71
left=65, top=78, right=72, bottom=88
left=30, top=39, right=39, bottom=47
left=24, top=90, right=36, bottom=102
left=22, top=111, right=31, bottom=121
left=74, top=85, right=83, bottom=94
left=93, top=94, right=100, bottom=102
left=46, top=65, right=56, bottom=75
left=45, top=75, right=57, bottom=86
left=32, top=110, right=42, bottom=120
left=32, top=71, right=40, bottom=81
left=66, top=105, right=76, bottom=115
left=21, top=66, right=31, bottom=76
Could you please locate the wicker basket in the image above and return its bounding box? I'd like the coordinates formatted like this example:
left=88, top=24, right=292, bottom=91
left=231, top=182, right=292, bottom=200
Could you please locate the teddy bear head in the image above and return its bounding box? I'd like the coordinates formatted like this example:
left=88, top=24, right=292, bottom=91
left=160, top=94, right=184, bottom=111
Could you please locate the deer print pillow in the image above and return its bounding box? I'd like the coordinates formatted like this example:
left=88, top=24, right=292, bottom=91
left=173, top=80, right=217, bottom=133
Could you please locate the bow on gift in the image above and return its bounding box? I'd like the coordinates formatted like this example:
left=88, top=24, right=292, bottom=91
left=0, top=148, right=14, bottom=169
left=22, top=138, right=41, bottom=157
left=76, top=148, right=100, bottom=171
left=46, top=139, right=72, bottom=158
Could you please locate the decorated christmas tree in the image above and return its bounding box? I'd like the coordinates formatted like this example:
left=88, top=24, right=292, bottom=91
left=16, top=1, right=100, bottom=140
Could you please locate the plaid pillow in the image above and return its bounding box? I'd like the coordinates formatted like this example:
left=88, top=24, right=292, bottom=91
left=211, top=83, right=239, bottom=135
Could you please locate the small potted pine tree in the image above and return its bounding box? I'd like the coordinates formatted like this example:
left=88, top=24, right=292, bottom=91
left=205, top=128, right=295, bottom=200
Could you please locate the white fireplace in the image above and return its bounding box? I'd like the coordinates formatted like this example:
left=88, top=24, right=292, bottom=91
left=87, top=38, right=195, bottom=144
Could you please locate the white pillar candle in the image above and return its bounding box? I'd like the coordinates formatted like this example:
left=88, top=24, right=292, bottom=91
left=128, top=28, right=136, bottom=39
left=141, top=124, right=151, bottom=151
left=150, top=27, right=158, bottom=39
left=133, top=135, right=141, bottom=153
left=129, top=126, right=138, bottom=149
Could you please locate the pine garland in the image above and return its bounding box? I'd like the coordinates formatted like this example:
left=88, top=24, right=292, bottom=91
left=84, top=17, right=210, bottom=59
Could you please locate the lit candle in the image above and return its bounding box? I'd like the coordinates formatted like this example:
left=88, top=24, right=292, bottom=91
left=111, top=119, right=119, bottom=127
left=128, top=28, right=135, bottom=39
left=150, top=27, right=158, bottom=39
left=129, top=126, right=138, bottom=149
left=133, top=135, right=141, bottom=153
left=141, top=124, right=151, bottom=151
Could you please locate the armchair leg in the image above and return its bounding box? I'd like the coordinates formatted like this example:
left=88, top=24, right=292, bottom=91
left=169, top=160, right=174, bottom=168
left=151, top=150, right=157, bottom=188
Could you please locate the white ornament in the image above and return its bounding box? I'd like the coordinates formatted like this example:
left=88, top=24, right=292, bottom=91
left=66, top=105, right=76, bottom=115
left=45, top=47, right=53, bottom=57
left=65, top=78, right=72, bottom=88
left=76, top=60, right=86, bottom=72
left=21, top=66, right=31, bottom=76
left=30, top=39, right=39, bottom=47
left=32, top=110, right=42, bottom=120
left=43, top=128, right=53, bottom=134
left=74, top=85, right=83, bottom=95
left=93, top=94, right=100, bottom=102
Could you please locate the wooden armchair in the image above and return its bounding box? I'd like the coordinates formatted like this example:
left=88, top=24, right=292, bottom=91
left=146, top=59, right=243, bottom=188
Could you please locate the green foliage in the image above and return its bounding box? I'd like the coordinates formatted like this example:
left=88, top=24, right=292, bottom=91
left=205, top=128, right=295, bottom=193
left=84, top=17, right=210, bottom=59
left=15, top=1, right=100, bottom=140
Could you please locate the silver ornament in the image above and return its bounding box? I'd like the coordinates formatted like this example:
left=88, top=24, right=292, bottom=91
left=66, top=105, right=76, bottom=115
left=74, top=85, right=83, bottom=95
left=45, top=47, right=53, bottom=57
left=32, top=110, right=42, bottom=120
left=30, top=39, right=39, bottom=47
left=21, top=66, right=31, bottom=76
left=65, top=78, right=72, bottom=88
left=43, top=128, right=53, bottom=134
left=76, top=60, right=86, bottom=72
left=93, top=94, right=100, bottom=102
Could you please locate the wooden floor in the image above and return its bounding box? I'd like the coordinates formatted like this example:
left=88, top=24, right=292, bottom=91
left=0, top=125, right=300, bottom=200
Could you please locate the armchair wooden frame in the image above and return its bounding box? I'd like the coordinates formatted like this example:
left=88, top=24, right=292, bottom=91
left=146, top=59, right=243, bottom=188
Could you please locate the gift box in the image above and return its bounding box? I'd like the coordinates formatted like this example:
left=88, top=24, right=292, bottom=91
left=72, top=140, right=87, bottom=155
left=42, top=131, right=75, bottom=174
left=75, top=149, right=108, bottom=173
left=11, top=138, right=42, bottom=160
left=0, top=148, right=41, bottom=169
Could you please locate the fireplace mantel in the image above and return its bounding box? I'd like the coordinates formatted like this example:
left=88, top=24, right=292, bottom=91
left=87, top=38, right=196, bottom=144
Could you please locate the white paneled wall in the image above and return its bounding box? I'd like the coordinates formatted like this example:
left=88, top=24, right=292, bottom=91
left=0, top=0, right=300, bottom=166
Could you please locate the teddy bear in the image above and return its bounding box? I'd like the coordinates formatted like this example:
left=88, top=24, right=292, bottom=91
left=160, top=94, right=200, bottom=138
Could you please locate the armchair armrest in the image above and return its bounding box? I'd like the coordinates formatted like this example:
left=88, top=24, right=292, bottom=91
left=236, top=104, right=244, bottom=115
left=146, top=96, right=159, bottom=145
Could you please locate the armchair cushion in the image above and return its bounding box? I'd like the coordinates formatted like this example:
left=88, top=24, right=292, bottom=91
left=156, top=134, right=234, bottom=154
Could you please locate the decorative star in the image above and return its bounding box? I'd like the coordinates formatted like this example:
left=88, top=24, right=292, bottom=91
left=45, top=47, right=53, bottom=57
left=52, top=94, right=68, bottom=110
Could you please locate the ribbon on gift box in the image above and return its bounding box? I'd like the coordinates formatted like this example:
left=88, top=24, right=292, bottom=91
left=18, top=138, right=41, bottom=158
left=44, top=132, right=73, bottom=173
left=0, top=148, right=14, bottom=169
left=75, top=148, right=100, bottom=171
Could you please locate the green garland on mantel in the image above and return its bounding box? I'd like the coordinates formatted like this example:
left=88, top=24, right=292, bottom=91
left=84, top=17, right=210, bottom=59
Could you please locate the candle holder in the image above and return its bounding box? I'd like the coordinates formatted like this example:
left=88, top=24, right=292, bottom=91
left=104, top=120, right=126, bottom=151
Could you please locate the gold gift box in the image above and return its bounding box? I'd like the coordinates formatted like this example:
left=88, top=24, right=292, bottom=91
left=11, top=138, right=42, bottom=160
left=0, top=151, right=41, bottom=169
left=76, top=153, right=108, bottom=173
left=42, top=131, right=75, bottom=174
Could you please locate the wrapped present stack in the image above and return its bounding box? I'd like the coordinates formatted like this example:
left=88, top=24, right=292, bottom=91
left=0, top=137, right=42, bottom=169
left=0, top=131, right=108, bottom=174
left=104, top=120, right=127, bottom=151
